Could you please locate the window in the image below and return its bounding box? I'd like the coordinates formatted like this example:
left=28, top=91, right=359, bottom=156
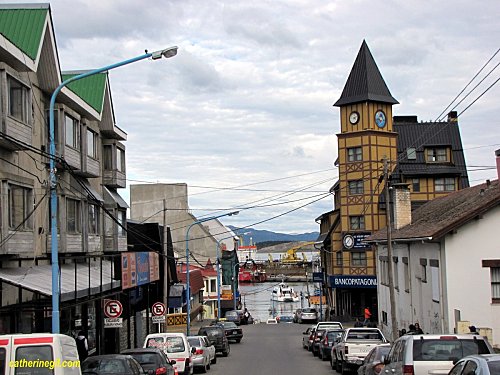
left=379, top=256, right=389, bottom=285
left=103, top=145, right=112, bottom=170
left=87, top=129, right=97, bottom=158
left=431, top=265, right=440, bottom=302
left=15, top=345, right=54, bottom=375
left=348, top=180, right=364, bottom=195
left=347, top=147, right=362, bottom=162
left=393, top=257, right=399, bottom=290
left=88, top=204, right=99, bottom=235
left=117, top=210, right=126, bottom=236
left=407, top=148, right=416, bottom=160
left=351, top=252, right=367, bottom=267
left=404, top=260, right=410, bottom=292
left=412, top=178, right=420, bottom=192
left=336, top=251, right=343, bottom=266
left=117, top=148, right=125, bottom=172
left=8, top=184, right=32, bottom=230
left=421, top=264, right=427, bottom=283
left=65, top=114, right=80, bottom=149
left=435, top=178, right=455, bottom=192
left=210, top=279, right=216, bottom=293
left=66, top=198, right=81, bottom=233
left=426, top=147, right=448, bottom=162
left=349, top=216, right=365, bottom=230
left=491, top=268, right=500, bottom=301
left=8, top=76, right=30, bottom=123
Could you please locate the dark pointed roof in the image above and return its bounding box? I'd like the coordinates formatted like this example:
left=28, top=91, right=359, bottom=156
left=334, top=40, right=398, bottom=106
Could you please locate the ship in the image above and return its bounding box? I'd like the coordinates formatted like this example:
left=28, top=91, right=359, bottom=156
left=238, top=259, right=267, bottom=283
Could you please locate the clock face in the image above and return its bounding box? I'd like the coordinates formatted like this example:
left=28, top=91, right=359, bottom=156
left=375, top=110, right=386, bottom=128
left=349, top=111, right=360, bottom=125
left=343, top=234, right=355, bottom=249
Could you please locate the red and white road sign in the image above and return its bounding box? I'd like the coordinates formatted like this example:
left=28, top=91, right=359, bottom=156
left=152, top=302, right=166, bottom=316
left=104, top=300, right=123, bottom=318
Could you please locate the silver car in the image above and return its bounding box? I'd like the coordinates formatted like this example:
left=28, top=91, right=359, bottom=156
left=299, top=308, right=318, bottom=324
left=187, top=336, right=216, bottom=373
left=448, top=354, right=500, bottom=375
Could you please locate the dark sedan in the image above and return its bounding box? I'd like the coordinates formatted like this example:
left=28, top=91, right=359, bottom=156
left=357, top=344, right=391, bottom=375
left=318, top=329, right=344, bottom=361
left=122, top=348, right=176, bottom=375
left=311, top=329, right=326, bottom=356
left=212, top=321, right=243, bottom=343
left=82, top=354, right=145, bottom=374
left=197, top=325, right=230, bottom=356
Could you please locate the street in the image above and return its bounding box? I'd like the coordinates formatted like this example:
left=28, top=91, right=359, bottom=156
left=210, top=323, right=330, bottom=375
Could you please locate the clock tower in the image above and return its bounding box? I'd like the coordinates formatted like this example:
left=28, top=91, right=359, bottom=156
left=327, top=40, right=399, bottom=318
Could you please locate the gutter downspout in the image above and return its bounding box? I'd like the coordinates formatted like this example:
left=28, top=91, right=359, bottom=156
left=438, top=240, right=447, bottom=333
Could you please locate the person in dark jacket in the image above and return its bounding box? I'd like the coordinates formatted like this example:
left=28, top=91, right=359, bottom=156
left=75, top=330, right=89, bottom=361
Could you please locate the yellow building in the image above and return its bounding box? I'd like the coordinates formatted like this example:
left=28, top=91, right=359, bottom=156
left=317, top=41, right=469, bottom=321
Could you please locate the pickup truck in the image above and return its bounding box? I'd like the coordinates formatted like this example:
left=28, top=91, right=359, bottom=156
left=331, top=327, right=388, bottom=374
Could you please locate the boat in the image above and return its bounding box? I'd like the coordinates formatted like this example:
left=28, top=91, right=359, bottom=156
left=239, top=259, right=267, bottom=283
left=271, top=281, right=300, bottom=302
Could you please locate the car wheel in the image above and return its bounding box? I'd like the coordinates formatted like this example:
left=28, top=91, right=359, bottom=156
left=236, top=339, right=241, bottom=343
left=330, top=358, right=335, bottom=370
left=207, top=361, right=211, bottom=371
left=341, top=361, right=347, bottom=375
left=201, top=363, right=208, bottom=373
left=211, top=356, right=217, bottom=364
left=321, top=351, right=327, bottom=361
left=223, top=348, right=229, bottom=357
left=335, top=358, right=342, bottom=373
left=318, top=350, right=322, bottom=359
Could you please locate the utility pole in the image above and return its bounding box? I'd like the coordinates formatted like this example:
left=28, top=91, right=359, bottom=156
left=383, top=157, right=399, bottom=341
left=163, top=199, right=168, bottom=332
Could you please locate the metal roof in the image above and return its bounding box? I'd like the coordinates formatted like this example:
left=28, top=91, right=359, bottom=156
left=62, top=72, right=107, bottom=114
left=0, top=6, right=48, bottom=60
left=334, top=40, right=398, bottom=107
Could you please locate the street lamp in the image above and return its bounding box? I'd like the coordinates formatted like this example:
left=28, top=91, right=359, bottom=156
left=232, top=261, right=241, bottom=311
left=185, top=211, right=239, bottom=335
left=49, top=46, right=178, bottom=334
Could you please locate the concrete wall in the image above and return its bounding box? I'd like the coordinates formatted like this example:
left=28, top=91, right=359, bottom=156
left=130, top=184, right=219, bottom=263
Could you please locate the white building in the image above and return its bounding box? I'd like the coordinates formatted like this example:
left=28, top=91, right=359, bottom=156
left=370, top=162, right=500, bottom=347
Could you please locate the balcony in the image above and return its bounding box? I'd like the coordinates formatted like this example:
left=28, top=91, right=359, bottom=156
left=102, top=140, right=126, bottom=188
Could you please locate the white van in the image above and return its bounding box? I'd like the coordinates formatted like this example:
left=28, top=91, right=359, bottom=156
left=144, top=332, right=194, bottom=375
left=0, top=333, right=82, bottom=374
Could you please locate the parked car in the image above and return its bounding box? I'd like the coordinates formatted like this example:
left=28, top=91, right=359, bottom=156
left=318, top=329, right=344, bottom=361
left=357, top=344, right=391, bottom=375
left=298, top=308, right=318, bottom=324
left=122, top=348, right=176, bottom=375
left=210, top=321, right=243, bottom=343
left=187, top=336, right=214, bottom=373
left=277, top=314, right=294, bottom=323
left=306, top=327, right=317, bottom=351
left=311, top=328, right=327, bottom=356
left=302, top=326, right=316, bottom=349
left=315, top=321, right=343, bottom=330
left=383, top=334, right=494, bottom=375
left=448, top=354, right=500, bottom=375
left=82, top=354, right=144, bottom=374
left=144, top=332, right=194, bottom=375
left=266, top=318, right=278, bottom=324
left=224, top=310, right=243, bottom=325
left=332, top=327, right=388, bottom=374
left=197, top=326, right=230, bottom=357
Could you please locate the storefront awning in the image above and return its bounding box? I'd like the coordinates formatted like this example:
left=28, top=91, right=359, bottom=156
left=0, top=260, right=120, bottom=302
left=81, top=179, right=104, bottom=202
left=104, top=187, right=129, bottom=208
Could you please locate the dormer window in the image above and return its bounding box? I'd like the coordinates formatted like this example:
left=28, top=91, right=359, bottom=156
left=426, top=147, right=448, bottom=162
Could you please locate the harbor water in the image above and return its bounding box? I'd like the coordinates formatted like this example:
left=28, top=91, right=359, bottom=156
left=239, top=281, right=325, bottom=323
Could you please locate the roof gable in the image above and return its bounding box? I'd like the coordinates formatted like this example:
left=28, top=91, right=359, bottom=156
left=62, top=72, right=107, bottom=114
left=0, top=6, right=48, bottom=61
left=334, top=40, right=398, bottom=107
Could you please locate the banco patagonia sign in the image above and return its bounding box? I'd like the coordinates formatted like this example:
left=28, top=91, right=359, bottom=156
left=329, top=275, right=377, bottom=289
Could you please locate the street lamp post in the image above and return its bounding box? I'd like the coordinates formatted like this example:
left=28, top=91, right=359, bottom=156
left=233, top=261, right=241, bottom=311
left=185, top=211, right=239, bottom=335
left=48, top=46, right=178, bottom=334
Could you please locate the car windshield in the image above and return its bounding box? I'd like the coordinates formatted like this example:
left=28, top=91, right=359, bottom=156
left=488, top=361, right=500, bottom=372
left=146, top=337, right=185, bottom=353
left=201, top=328, right=222, bottom=338
left=326, top=331, right=343, bottom=340
left=126, top=353, right=163, bottom=370
left=221, top=322, right=238, bottom=329
left=413, top=339, right=491, bottom=361
left=347, top=330, right=383, bottom=340
left=302, top=308, right=317, bottom=313
left=188, top=338, right=201, bottom=347
left=225, top=311, right=238, bottom=317
left=83, top=358, right=127, bottom=373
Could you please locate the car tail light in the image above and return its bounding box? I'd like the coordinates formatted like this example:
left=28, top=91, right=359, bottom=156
left=373, top=364, right=384, bottom=374
left=324, top=337, right=328, bottom=345
left=195, top=349, right=204, bottom=355
left=403, top=365, right=414, bottom=375
left=156, top=367, right=167, bottom=375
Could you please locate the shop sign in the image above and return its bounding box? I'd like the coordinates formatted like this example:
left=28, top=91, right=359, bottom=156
left=122, top=252, right=160, bottom=290
left=312, top=272, right=324, bottom=282
left=104, top=318, right=123, bottom=328
left=329, top=275, right=377, bottom=289
left=343, top=232, right=371, bottom=250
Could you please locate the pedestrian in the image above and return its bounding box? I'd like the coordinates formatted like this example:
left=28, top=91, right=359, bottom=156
left=354, top=318, right=363, bottom=327
left=243, top=308, right=250, bottom=324
left=75, top=330, right=88, bottom=361
left=469, top=325, right=479, bottom=334
left=407, top=324, right=417, bottom=334
left=363, top=307, right=372, bottom=326
left=414, top=322, right=424, bottom=334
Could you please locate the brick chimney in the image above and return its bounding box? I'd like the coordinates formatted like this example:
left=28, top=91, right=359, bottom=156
left=496, top=149, right=500, bottom=180
left=392, top=183, right=412, bottom=230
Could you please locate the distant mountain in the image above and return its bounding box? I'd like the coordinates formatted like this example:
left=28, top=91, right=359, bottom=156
left=228, top=225, right=319, bottom=245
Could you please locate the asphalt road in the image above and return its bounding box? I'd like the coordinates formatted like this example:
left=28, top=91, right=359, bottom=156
left=208, top=322, right=333, bottom=375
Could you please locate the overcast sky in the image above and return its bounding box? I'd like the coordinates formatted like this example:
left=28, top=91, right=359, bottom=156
left=23, top=1, right=500, bottom=233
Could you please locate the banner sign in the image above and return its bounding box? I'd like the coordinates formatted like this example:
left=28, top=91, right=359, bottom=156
left=312, top=272, right=324, bottom=282
left=343, top=232, right=371, bottom=249
left=329, top=275, right=377, bottom=289
left=122, top=252, right=160, bottom=290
